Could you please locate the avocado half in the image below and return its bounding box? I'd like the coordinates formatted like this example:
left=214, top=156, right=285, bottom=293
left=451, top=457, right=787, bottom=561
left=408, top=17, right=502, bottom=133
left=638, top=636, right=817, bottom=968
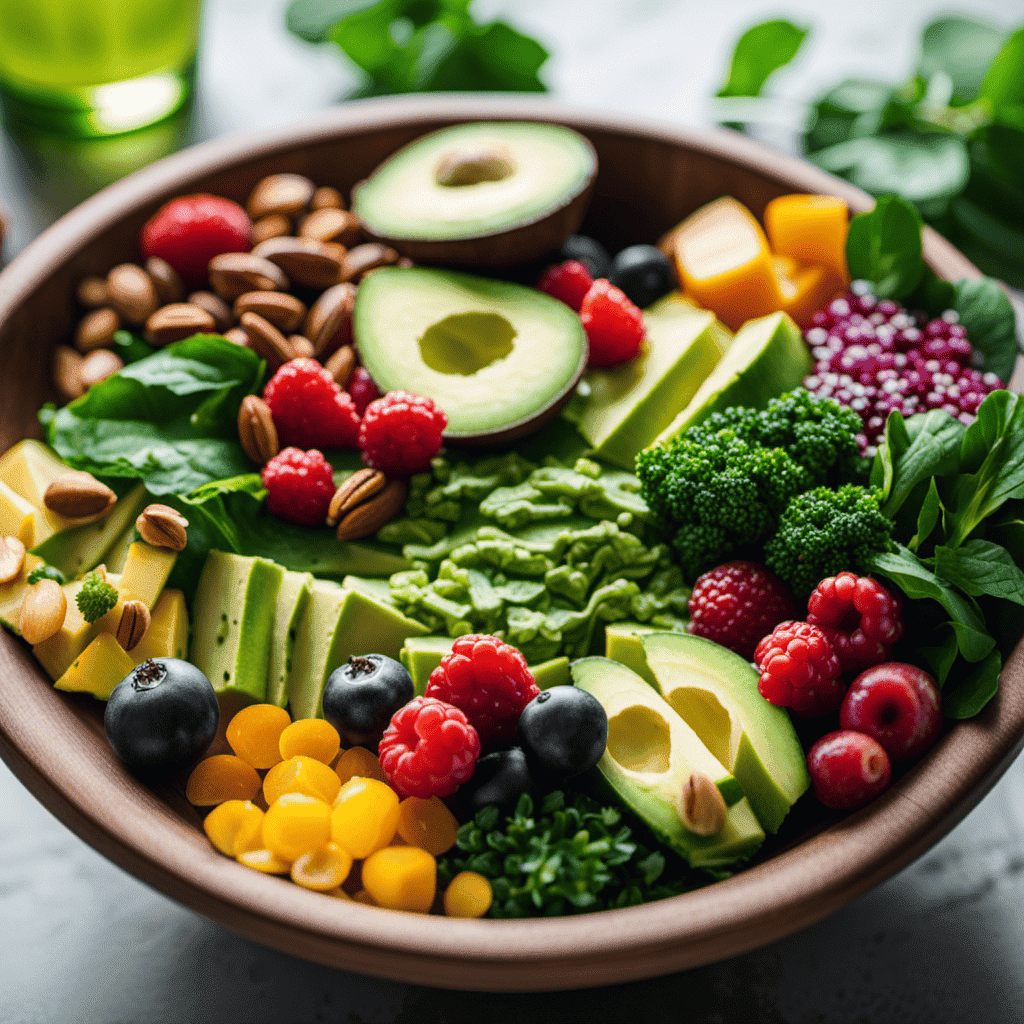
left=351, top=122, right=597, bottom=269
left=353, top=266, right=589, bottom=444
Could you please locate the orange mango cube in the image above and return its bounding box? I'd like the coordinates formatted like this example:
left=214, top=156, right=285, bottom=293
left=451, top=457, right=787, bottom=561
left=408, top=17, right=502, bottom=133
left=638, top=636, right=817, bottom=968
left=764, top=194, right=849, bottom=283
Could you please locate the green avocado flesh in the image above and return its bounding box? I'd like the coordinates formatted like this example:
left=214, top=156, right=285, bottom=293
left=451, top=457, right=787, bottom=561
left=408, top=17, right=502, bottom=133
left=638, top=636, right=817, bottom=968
left=268, top=569, right=314, bottom=708
left=641, top=633, right=809, bottom=833
left=572, top=656, right=764, bottom=869
left=352, top=121, right=595, bottom=241
left=354, top=267, right=587, bottom=437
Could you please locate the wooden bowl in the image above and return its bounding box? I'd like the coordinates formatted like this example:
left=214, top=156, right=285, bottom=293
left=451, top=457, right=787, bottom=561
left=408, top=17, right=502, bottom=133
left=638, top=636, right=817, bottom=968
left=1, top=96, right=1021, bottom=992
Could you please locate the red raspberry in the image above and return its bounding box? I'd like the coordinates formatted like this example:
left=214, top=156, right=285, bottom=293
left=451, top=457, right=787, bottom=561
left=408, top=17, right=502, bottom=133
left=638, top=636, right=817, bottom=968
left=261, top=447, right=335, bottom=525
left=579, top=279, right=645, bottom=367
left=347, top=366, right=380, bottom=416
left=537, top=260, right=594, bottom=311
left=378, top=696, right=481, bottom=799
left=263, top=358, right=360, bottom=450
left=425, top=634, right=540, bottom=746
left=140, top=193, right=251, bottom=287
left=359, top=390, right=447, bottom=476
left=688, top=560, right=796, bottom=661
left=754, top=621, right=844, bottom=717
left=807, top=572, right=903, bottom=674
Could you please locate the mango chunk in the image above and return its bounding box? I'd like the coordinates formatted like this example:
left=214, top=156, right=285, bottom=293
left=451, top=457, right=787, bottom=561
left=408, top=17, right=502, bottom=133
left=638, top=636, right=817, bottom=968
left=0, top=482, right=59, bottom=547
left=764, top=194, right=849, bottom=283
left=773, top=256, right=845, bottom=329
left=0, top=439, right=69, bottom=511
left=54, top=632, right=134, bottom=701
left=96, top=542, right=177, bottom=634
left=133, top=589, right=189, bottom=664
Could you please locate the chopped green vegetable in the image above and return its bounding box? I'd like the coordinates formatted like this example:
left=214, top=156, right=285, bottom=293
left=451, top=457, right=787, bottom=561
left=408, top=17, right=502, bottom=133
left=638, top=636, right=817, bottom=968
left=26, top=564, right=66, bottom=586
left=75, top=571, right=118, bottom=623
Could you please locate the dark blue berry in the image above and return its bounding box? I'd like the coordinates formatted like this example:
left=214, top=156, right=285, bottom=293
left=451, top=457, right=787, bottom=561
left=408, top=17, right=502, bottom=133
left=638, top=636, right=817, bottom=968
left=461, top=747, right=533, bottom=812
left=609, top=244, right=675, bottom=308
left=560, top=235, right=610, bottom=279
left=322, top=654, right=413, bottom=748
left=517, top=686, right=608, bottom=780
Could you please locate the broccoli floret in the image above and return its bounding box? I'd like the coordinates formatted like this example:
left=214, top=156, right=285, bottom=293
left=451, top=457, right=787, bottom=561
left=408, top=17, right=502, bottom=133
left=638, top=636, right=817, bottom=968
left=75, top=571, right=118, bottom=623
left=765, top=484, right=894, bottom=598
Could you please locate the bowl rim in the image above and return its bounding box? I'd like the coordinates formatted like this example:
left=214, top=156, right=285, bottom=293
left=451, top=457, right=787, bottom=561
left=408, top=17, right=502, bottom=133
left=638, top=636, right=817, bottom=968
left=1, top=94, right=1022, bottom=992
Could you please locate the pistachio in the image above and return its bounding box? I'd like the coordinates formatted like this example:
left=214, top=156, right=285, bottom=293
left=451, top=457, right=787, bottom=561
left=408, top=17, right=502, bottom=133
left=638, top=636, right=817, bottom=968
left=237, top=394, right=279, bottom=465
left=252, top=236, right=344, bottom=291
left=43, top=471, right=117, bottom=521
left=144, top=302, right=217, bottom=347
left=289, top=335, right=315, bottom=358
left=310, top=185, right=344, bottom=211
left=435, top=146, right=516, bottom=186
left=250, top=213, right=292, bottom=246
left=208, top=252, right=289, bottom=301
left=233, top=290, right=307, bottom=334
left=239, top=311, right=295, bottom=370
left=299, top=207, right=362, bottom=247
left=53, top=345, right=86, bottom=401
left=144, top=256, right=184, bottom=304
left=306, top=282, right=356, bottom=357
left=136, top=503, right=189, bottom=551
left=340, top=243, right=400, bottom=283
left=18, top=579, right=67, bottom=645
left=106, top=262, right=159, bottom=326
left=336, top=478, right=407, bottom=541
left=80, top=348, right=125, bottom=389
left=247, top=173, right=316, bottom=220
left=327, top=468, right=387, bottom=527
left=0, top=536, right=26, bottom=585
left=116, top=599, right=151, bottom=652
left=76, top=276, right=110, bottom=309
left=680, top=772, right=727, bottom=837
left=187, top=290, right=234, bottom=332
left=75, top=307, right=120, bottom=353
left=324, top=345, right=356, bottom=388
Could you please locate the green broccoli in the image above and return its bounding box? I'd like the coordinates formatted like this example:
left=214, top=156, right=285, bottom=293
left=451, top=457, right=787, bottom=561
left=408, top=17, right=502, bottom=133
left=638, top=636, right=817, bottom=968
left=75, top=571, right=118, bottom=623
left=26, top=564, right=65, bottom=586
left=765, top=484, right=894, bottom=598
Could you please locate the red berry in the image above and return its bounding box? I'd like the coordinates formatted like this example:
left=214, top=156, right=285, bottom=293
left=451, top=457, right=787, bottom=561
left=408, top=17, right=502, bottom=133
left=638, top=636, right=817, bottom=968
left=807, top=730, right=892, bottom=809
left=378, top=696, right=481, bottom=799
left=537, top=260, right=594, bottom=311
left=840, top=662, right=942, bottom=763
left=263, top=358, right=360, bottom=450
left=347, top=366, right=380, bottom=416
left=261, top=447, right=335, bottom=526
left=579, top=279, right=645, bottom=367
left=359, top=390, right=447, bottom=476
left=425, top=634, right=539, bottom=746
left=754, top=620, right=844, bottom=717
left=140, top=193, right=251, bottom=287
left=688, top=560, right=796, bottom=661
left=807, top=572, right=903, bottom=673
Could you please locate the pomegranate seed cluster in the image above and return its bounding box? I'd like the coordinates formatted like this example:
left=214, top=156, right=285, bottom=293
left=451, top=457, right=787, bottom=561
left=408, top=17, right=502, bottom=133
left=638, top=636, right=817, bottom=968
left=802, top=283, right=1005, bottom=455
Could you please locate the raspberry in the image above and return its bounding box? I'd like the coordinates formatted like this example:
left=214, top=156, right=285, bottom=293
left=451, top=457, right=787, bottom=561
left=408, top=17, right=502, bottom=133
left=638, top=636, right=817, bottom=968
left=139, top=193, right=251, bottom=287
left=687, top=560, right=796, bottom=661
left=579, top=279, right=645, bottom=367
left=537, top=260, right=594, bottom=311
left=378, top=696, right=481, bottom=799
left=359, top=390, right=447, bottom=476
left=261, top=447, right=335, bottom=525
left=754, top=621, right=844, bottom=717
left=347, top=366, right=380, bottom=416
left=425, top=634, right=539, bottom=746
left=807, top=572, right=903, bottom=673
left=263, top=358, right=360, bottom=450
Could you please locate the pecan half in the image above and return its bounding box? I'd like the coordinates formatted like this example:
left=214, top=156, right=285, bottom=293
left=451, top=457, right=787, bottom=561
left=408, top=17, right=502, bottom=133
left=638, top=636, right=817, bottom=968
left=327, top=468, right=387, bottom=527
left=116, top=599, right=151, bottom=651
left=238, top=394, right=279, bottom=465
left=335, top=478, right=407, bottom=541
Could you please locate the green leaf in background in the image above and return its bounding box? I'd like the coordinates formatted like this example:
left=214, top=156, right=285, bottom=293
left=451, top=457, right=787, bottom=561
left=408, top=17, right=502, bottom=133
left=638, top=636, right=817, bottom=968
left=944, top=647, right=1002, bottom=719
left=716, top=19, right=808, bottom=98
left=425, top=21, right=548, bottom=93
left=933, top=538, right=1024, bottom=605
left=949, top=278, right=1019, bottom=383
left=805, top=79, right=902, bottom=152
left=918, top=16, right=1007, bottom=105
left=844, top=196, right=925, bottom=299
left=285, top=0, right=380, bottom=43
left=981, top=26, right=1024, bottom=114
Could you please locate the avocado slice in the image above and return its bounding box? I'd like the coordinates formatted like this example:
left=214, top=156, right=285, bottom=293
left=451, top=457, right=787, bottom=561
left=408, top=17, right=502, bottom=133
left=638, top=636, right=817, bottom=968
left=268, top=569, right=314, bottom=708
left=641, top=632, right=809, bottom=834
left=354, top=267, right=587, bottom=441
left=286, top=580, right=349, bottom=721
left=655, top=311, right=811, bottom=443
left=572, top=656, right=763, bottom=869
left=190, top=551, right=283, bottom=702
left=352, top=122, right=596, bottom=268
left=530, top=656, right=570, bottom=688
left=604, top=621, right=670, bottom=686
left=571, top=294, right=730, bottom=469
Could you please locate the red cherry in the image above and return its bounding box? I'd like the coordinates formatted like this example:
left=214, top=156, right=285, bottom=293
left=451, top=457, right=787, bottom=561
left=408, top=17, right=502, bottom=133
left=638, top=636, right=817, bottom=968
left=840, top=662, right=942, bottom=763
left=807, top=730, right=892, bottom=810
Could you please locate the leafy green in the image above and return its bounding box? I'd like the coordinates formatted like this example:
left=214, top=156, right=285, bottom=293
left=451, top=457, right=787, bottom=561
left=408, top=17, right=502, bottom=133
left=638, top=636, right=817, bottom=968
left=919, top=16, right=1006, bottom=105
left=949, top=278, right=1018, bottom=382
left=716, top=20, right=808, bottom=99
left=844, top=197, right=925, bottom=299
left=933, top=539, right=1024, bottom=605
left=945, top=648, right=1002, bottom=719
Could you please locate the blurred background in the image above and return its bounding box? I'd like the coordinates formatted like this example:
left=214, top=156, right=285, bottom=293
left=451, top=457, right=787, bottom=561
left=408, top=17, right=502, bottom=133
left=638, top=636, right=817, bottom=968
left=2, top=1, right=1024, bottom=1021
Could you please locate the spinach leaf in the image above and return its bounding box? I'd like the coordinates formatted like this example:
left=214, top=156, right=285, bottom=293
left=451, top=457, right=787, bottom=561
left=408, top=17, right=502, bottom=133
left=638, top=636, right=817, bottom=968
left=933, top=538, right=1024, bottom=605
left=908, top=478, right=943, bottom=553
left=981, top=26, right=1024, bottom=115
left=949, top=278, right=1019, bottom=383
left=918, top=16, right=1007, bottom=105
left=919, top=625, right=959, bottom=686
left=844, top=196, right=925, bottom=299
left=944, top=647, right=1002, bottom=719
left=716, top=20, right=808, bottom=98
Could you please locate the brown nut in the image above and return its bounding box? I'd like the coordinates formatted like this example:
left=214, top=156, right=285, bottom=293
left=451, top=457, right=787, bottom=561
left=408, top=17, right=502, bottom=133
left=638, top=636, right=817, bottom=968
left=233, top=291, right=307, bottom=334
left=435, top=146, right=516, bottom=187
left=250, top=213, right=292, bottom=246
left=18, top=579, right=67, bottom=645
left=247, top=173, right=316, bottom=220
left=53, top=345, right=86, bottom=402
left=0, top=536, right=26, bottom=585
left=336, top=478, right=407, bottom=541
left=681, top=772, right=727, bottom=837
left=327, top=468, right=387, bottom=527
left=144, top=256, right=184, bottom=304
left=252, top=236, right=344, bottom=291
left=306, top=282, right=356, bottom=357
left=80, top=348, right=125, bottom=389
left=237, top=394, right=279, bottom=465
left=289, top=335, right=315, bottom=358
left=76, top=276, right=110, bottom=309
left=43, top=471, right=117, bottom=521
left=340, top=243, right=400, bottom=283
left=239, top=311, right=295, bottom=370
left=188, top=290, right=234, bottom=332
left=310, top=186, right=344, bottom=211
left=324, top=344, right=356, bottom=388
left=106, top=262, right=159, bottom=326
left=75, top=307, right=120, bottom=353
left=208, top=252, right=289, bottom=301
left=137, top=503, right=189, bottom=551
left=116, top=599, right=151, bottom=652
left=144, top=302, right=217, bottom=346
left=299, top=207, right=362, bottom=247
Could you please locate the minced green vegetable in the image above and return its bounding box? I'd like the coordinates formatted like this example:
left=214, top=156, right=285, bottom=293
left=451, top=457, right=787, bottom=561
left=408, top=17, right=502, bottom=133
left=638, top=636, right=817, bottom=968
left=75, top=571, right=118, bottom=623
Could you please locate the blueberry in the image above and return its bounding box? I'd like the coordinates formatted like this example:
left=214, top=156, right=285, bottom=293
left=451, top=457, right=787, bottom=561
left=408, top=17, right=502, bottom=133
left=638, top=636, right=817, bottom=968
left=609, top=244, right=675, bottom=308
left=322, top=654, right=413, bottom=748
left=104, top=658, right=218, bottom=776
left=559, top=235, right=610, bottom=279
left=461, top=747, right=533, bottom=813
left=517, top=686, right=608, bottom=780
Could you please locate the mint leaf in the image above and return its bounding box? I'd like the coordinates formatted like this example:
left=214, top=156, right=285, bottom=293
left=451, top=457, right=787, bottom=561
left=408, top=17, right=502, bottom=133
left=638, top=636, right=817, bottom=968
left=845, top=195, right=925, bottom=299
left=717, top=20, right=808, bottom=98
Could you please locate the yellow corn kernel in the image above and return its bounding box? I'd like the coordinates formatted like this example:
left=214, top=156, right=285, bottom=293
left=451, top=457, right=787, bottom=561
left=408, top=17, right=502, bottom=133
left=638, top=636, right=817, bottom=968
left=334, top=745, right=385, bottom=785
left=262, top=792, right=332, bottom=861
left=279, top=718, right=341, bottom=765
left=361, top=846, right=436, bottom=913
left=330, top=777, right=400, bottom=859
left=325, top=887, right=353, bottom=901
left=444, top=871, right=493, bottom=918
left=237, top=848, right=291, bottom=874
left=227, top=703, right=291, bottom=770
left=291, top=842, right=354, bottom=891
left=396, top=796, right=459, bottom=856
left=264, top=755, right=341, bottom=805
left=186, top=754, right=261, bottom=807
left=203, top=799, right=265, bottom=857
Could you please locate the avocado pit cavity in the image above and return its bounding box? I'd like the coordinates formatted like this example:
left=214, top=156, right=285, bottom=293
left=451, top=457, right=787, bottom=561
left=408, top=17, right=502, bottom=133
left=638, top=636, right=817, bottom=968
left=606, top=705, right=671, bottom=773
left=665, top=686, right=735, bottom=767
left=435, top=146, right=516, bottom=187
left=418, top=311, right=516, bottom=376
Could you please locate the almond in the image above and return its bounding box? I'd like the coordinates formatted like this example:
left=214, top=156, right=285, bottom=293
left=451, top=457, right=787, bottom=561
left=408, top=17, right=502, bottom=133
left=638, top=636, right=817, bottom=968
left=252, top=236, right=344, bottom=291
left=188, top=290, right=234, bottom=332
left=310, top=186, right=344, bottom=211
left=336, top=478, right=407, bottom=541
left=340, top=243, right=400, bottom=283
left=324, top=344, right=356, bottom=388
left=239, top=311, right=295, bottom=370
left=680, top=772, right=727, bottom=837
left=43, top=472, right=117, bottom=520
left=224, top=326, right=250, bottom=346
left=76, top=276, right=110, bottom=309
left=299, top=207, right=362, bottom=247
left=144, top=256, right=184, bottom=304
left=208, top=253, right=289, bottom=301
left=238, top=394, right=279, bottom=464
left=80, top=348, right=124, bottom=389
left=289, top=335, right=315, bottom=358
left=233, top=291, right=307, bottom=334
left=251, top=213, right=292, bottom=246
left=247, top=173, right=316, bottom=220
left=137, top=503, right=189, bottom=551
left=116, top=599, right=151, bottom=651
left=75, top=307, right=120, bottom=353
left=106, top=262, right=159, bottom=326
left=145, top=302, right=217, bottom=346
left=53, top=345, right=86, bottom=401
left=435, top=146, right=516, bottom=186
left=19, top=579, right=67, bottom=645
left=327, top=468, right=387, bottom=527
left=0, top=536, right=26, bottom=585
left=306, top=282, right=356, bottom=357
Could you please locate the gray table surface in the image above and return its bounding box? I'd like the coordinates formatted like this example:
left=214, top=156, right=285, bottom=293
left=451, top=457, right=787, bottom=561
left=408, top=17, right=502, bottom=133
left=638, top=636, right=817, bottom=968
left=3, top=1, right=1024, bottom=1020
